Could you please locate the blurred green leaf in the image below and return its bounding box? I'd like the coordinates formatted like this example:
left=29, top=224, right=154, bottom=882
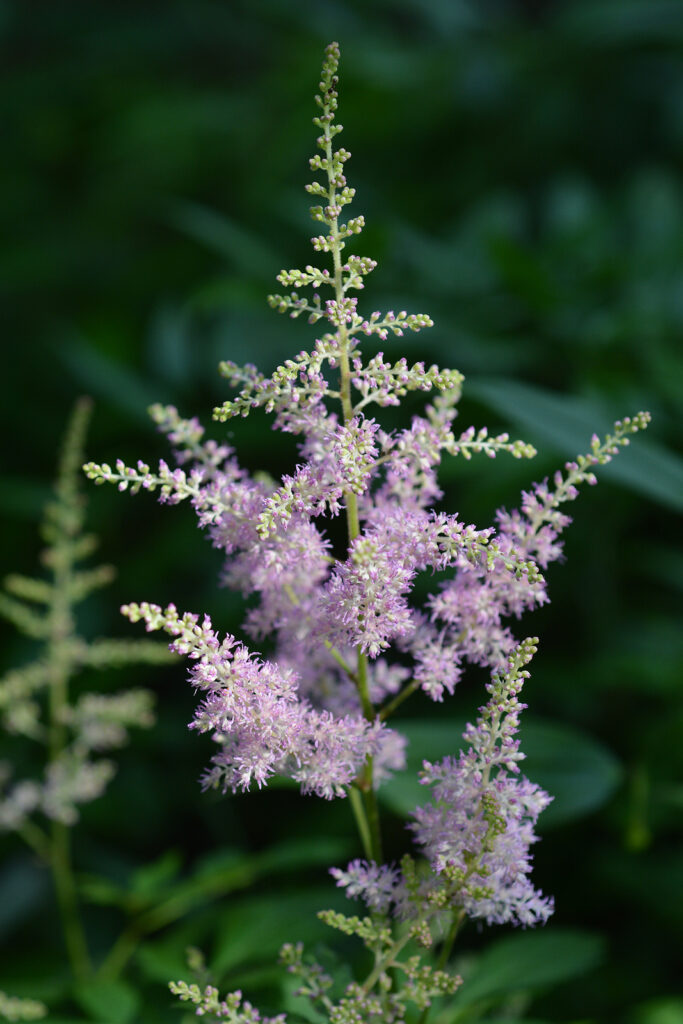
left=455, top=928, right=604, bottom=1009
left=73, top=979, right=139, bottom=1024
left=379, top=717, right=621, bottom=827
left=633, top=544, right=683, bottom=594
left=630, top=998, right=683, bottom=1024
left=152, top=837, right=352, bottom=923
left=250, top=836, right=354, bottom=875
left=468, top=378, right=683, bottom=511
left=476, top=1020, right=555, bottom=1024
left=136, top=911, right=214, bottom=983
left=521, top=718, right=622, bottom=827
left=212, top=886, right=342, bottom=974
left=167, top=201, right=277, bottom=278
left=556, top=0, right=683, bottom=43
left=0, top=955, right=70, bottom=1003
left=488, top=236, right=557, bottom=311
left=658, top=784, right=683, bottom=810
left=146, top=305, right=193, bottom=386
left=599, top=850, right=683, bottom=929
left=57, top=333, right=160, bottom=421
left=79, top=875, right=129, bottom=909
left=37, top=1020, right=94, bottom=1024
left=82, top=838, right=352, bottom=924
left=0, top=477, right=51, bottom=520
left=0, top=858, right=49, bottom=938
left=130, top=849, right=182, bottom=898
left=592, top=618, right=683, bottom=695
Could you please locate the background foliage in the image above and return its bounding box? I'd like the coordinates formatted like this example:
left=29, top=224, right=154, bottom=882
left=1, top=1, right=681, bottom=1022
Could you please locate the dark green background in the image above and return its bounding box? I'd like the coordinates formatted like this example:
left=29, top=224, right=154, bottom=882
left=1, top=2, right=682, bottom=1022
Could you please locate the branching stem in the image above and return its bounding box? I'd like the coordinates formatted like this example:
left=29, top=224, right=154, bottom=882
left=46, top=518, right=92, bottom=980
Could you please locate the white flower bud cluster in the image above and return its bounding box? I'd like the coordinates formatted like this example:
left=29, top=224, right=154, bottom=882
left=0, top=990, right=46, bottom=1021
left=352, top=354, right=464, bottom=411
left=0, top=400, right=170, bottom=840
left=446, top=426, right=537, bottom=461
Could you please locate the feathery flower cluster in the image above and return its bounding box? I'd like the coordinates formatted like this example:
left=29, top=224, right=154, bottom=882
left=86, top=35, right=648, bottom=864
left=411, top=638, right=553, bottom=927
left=332, top=641, right=552, bottom=930
left=0, top=400, right=171, bottom=835
left=81, top=41, right=649, bottom=1020
left=121, top=601, right=401, bottom=798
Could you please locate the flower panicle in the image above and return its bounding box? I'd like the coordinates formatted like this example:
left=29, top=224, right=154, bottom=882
left=410, top=638, right=553, bottom=928
left=78, top=42, right=652, bottom=1017
left=0, top=401, right=169, bottom=836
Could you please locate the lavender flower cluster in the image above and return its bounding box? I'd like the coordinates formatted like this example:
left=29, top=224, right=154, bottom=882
left=85, top=42, right=649, bottom=1020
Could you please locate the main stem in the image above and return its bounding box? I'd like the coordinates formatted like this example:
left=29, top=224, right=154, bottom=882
left=326, top=121, right=383, bottom=866
left=416, top=910, right=465, bottom=1024
left=48, top=558, right=91, bottom=980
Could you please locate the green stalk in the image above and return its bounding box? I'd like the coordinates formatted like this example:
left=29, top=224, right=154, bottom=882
left=51, top=819, right=91, bottom=980
left=323, top=112, right=383, bottom=865
left=379, top=679, right=420, bottom=721
left=18, top=819, right=51, bottom=861
left=416, top=910, right=466, bottom=1024
left=46, top=541, right=92, bottom=980
left=98, top=859, right=257, bottom=980
left=348, top=786, right=373, bottom=861
left=361, top=929, right=413, bottom=994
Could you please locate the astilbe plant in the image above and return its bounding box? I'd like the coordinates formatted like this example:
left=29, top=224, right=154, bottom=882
left=85, top=43, right=650, bottom=1023
left=0, top=398, right=173, bottom=983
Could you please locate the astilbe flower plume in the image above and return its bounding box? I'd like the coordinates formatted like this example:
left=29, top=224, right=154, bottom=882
left=411, top=637, right=553, bottom=928
left=0, top=399, right=172, bottom=983
left=331, top=639, right=552, bottom=931
left=0, top=400, right=171, bottom=832
left=84, top=41, right=650, bottom=1021
left=120, top=601, right=392, bottom=799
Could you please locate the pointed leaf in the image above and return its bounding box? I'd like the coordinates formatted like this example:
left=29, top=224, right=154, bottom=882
left=455, top=928, right=604, bottom=1008
left=467, top=377, right=681, bottom=512
left=212, top=887, right=342, bottom=974
left=73, top=980, right=139, bottom=1024
left=130, top=849, right=182, bottom=899
left=167, top=201, right=277, bottom=278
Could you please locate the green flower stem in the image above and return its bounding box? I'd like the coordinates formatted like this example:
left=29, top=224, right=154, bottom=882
left=45, top=468, right=92, bottom=981
left=380, top=632, right=468, bottom=723
left=324, top=120, right=383, bottom=866
left=51, top=819, right=91, bottom=981
left=416, top=910, right=466, bottom=1024
left=283, top=583, right=357, bottom=682
left=98, top=860, right=257, bottom=980
left=438, top=910, right=465, bottom=970
left=348, top=785, right=373, bottom=861
left=361, top=929, right=414, bottom=994
left=17, top=820, right=51, bottom=861
left=379, top=679, right=420, bottom=721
